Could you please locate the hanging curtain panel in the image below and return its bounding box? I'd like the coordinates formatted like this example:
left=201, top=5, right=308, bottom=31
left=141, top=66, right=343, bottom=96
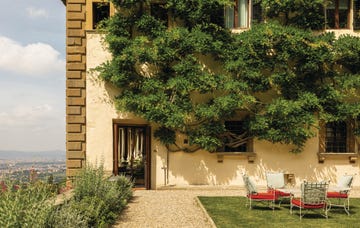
left=224, top=0, right=249, bottom=28
left=118, top=128, right=125, bottom=166
left=225, top=6, right=235, bottom=28
left=238, top=0, right=249, bottom=28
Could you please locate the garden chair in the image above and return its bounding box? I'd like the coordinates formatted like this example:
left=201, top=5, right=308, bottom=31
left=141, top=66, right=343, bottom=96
left=266, top=172, right=292, bottom=201
left=290, top=181, right=329, bottom=219
left=327, top=174, right=354, bottom=215
left=243, top=174, right=278, bottom=210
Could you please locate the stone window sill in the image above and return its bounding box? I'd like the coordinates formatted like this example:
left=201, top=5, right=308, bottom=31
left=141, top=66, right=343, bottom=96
left=215, top=152, right=256, bottom=163
left=317, top=153, right=358, bottom=163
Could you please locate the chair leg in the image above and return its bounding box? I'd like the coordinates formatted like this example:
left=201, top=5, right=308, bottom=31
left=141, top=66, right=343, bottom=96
left=324, top=205, right=328, bottom=219
left=344, top=198, right=350, bottom=215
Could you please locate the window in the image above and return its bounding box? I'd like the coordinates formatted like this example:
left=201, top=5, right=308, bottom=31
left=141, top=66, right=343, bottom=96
left=318, top=120, right=357, bottom=162
left=325, top=121, right=347, bottom=152
left=225, top=0, right=249, bottom=28
left=218, top=121, right=249, bottom=152
left=93, top=2, right=110, bottom=29
left=225, top=0, right=262, bottom=29
left=354, top=0, right=360, bottom=30
left=326, top=0, right=350, bottom=29
left=320, top=120, right=356, bottom=153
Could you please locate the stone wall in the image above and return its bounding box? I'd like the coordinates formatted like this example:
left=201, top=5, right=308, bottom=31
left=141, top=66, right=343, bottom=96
left=65, top=0, right=87, bottom=177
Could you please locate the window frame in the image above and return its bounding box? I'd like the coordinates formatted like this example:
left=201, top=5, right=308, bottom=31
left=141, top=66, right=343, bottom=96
left=216, top=120, right=255, bottom=163
left=325, top=0, right=351, bottom=29
left=224, top=0, right=262, bottom=29
left=92, top=2, right=110, bottom=29
left=318, top=119, right=358, bottom=163
left=218, top=121, right=250, bottom=152
left=85, top=0, right=115, bottom=30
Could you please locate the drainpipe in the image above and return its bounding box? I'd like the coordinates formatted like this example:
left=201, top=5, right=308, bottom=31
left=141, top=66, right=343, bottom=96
left=161, top=149, right=170, bottom=186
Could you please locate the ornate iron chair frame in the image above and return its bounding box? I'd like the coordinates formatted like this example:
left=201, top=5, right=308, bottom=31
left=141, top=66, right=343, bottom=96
left=290, top=181, right=329, bottom=219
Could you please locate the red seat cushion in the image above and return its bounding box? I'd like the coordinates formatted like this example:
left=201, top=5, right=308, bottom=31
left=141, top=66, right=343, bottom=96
left=268, top=189, right=292, bottom=197
left=249, top=192, right=276, bottom=200
left=291, top=198, right=326, bottom=209
left=327, top=192, right=348, bottom=198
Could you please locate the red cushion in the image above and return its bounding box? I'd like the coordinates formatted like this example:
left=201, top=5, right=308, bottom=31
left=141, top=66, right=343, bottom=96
left=291, top=198, right=326, bottom=209
left=327, top=192, right=348, bottom=198
left=249, top=192, right=276, bottom=200
left=268, top=189, right=292, bottom=197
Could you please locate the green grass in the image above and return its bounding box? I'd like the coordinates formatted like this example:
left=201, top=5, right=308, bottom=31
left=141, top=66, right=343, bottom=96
left=198, top=196, right=360, bottom=228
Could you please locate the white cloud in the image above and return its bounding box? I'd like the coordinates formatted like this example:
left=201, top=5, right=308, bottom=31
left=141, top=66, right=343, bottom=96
left=0, top=104, right=55, bottom=129
left=26, top=7, right=49, bottom=19
left=0, top=36, right=65, bottom=77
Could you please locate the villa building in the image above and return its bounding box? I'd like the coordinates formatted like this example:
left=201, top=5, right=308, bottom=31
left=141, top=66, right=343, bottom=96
left=62, top=0, right=360, bottom=189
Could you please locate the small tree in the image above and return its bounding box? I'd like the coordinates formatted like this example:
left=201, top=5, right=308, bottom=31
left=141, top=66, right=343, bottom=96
left=98, top=0, right=360, bottom=153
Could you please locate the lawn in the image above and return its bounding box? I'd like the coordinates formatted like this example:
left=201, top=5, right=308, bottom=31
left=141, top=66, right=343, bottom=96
left=198, top=196, right=360, bottom=228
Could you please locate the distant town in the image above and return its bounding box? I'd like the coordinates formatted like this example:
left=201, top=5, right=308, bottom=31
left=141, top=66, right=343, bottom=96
left=0, top=151, right=66, bottom=183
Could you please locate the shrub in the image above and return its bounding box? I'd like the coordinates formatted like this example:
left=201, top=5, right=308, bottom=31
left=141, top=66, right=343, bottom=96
left=0, top=181, right=55, bottom=228
left=47, top=200, right=90, bottom=228
left=50, top=164, right=133, bottom=227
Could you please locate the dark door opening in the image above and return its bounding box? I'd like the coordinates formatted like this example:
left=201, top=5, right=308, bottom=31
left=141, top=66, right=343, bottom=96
left=113, top=123, right=151, bottom=189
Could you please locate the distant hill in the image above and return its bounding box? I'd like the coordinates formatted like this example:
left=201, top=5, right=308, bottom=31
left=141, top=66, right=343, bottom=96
left=0, top=150, right=65, bottom=161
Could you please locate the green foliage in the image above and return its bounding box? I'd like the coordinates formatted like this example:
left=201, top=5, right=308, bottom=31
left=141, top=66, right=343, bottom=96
left=99, top=0, right=360, bottom=153
left=0, top=166, right=133, bottom=228
left=0, top=182, right=55, bottom=228
left=47, top=201, right=90, bottom=228
left=50, top=165, right=133, bottom=227
left=260, top=0, right=325, bottom=30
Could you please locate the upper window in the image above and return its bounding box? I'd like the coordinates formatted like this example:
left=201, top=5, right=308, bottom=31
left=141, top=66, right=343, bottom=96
left=326, top=0, right=350, bottom=29
left=325, top=121, right=347, bottom=152
left=225, top=0, right=262, bottom=29
left=93, top=2, right=110, bottom=29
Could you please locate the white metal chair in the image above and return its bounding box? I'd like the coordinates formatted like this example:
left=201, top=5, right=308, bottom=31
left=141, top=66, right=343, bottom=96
left=243, top=174, right=278, bottom=210
left=266, top=172, right=292, bottom=201
left=327, top=174, right=354, bottom=215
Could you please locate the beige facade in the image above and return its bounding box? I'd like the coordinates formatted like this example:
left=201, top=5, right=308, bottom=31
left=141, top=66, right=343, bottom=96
left=85, top=33, right=359, bottom=189
left=64, top=0, right=360, bottom=189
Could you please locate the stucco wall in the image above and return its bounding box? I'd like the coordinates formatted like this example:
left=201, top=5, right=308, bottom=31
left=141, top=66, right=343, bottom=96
left=86, top=33, right=359, bottom=189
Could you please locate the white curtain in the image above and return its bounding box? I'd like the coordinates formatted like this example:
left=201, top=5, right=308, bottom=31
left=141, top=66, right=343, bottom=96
left=238, top=0, right=248, bottom=28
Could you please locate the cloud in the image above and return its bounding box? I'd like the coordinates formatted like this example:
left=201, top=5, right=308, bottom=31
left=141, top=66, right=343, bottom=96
left=26, top=7, right=49, bottom=19
left=0, top=104, right=55, bottom=129
left=0, top=36, right=65, bottom=77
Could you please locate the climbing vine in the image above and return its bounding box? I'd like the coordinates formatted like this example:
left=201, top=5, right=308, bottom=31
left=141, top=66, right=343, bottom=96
left=97, top=0, right=360, bottom=153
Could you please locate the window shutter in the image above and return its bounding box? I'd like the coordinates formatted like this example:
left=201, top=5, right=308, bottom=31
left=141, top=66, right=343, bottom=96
left=319, top=120, right=326, bottom=153
left=347, top=120, right=355, bottom=152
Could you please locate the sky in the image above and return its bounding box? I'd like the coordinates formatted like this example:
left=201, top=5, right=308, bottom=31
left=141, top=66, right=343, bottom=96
left=0, top=0, right=66, bottom=152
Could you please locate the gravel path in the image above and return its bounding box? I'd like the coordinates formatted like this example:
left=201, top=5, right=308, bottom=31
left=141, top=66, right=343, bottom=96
left=112, top=189, right=245, bottom=228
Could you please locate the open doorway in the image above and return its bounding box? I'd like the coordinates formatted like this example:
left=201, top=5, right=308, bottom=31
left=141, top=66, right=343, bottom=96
left=113, top=122, right=151, bottom=189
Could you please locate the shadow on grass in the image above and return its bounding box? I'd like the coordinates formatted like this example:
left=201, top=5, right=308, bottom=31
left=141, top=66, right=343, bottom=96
left=198, top=196, right=360, bottom=228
